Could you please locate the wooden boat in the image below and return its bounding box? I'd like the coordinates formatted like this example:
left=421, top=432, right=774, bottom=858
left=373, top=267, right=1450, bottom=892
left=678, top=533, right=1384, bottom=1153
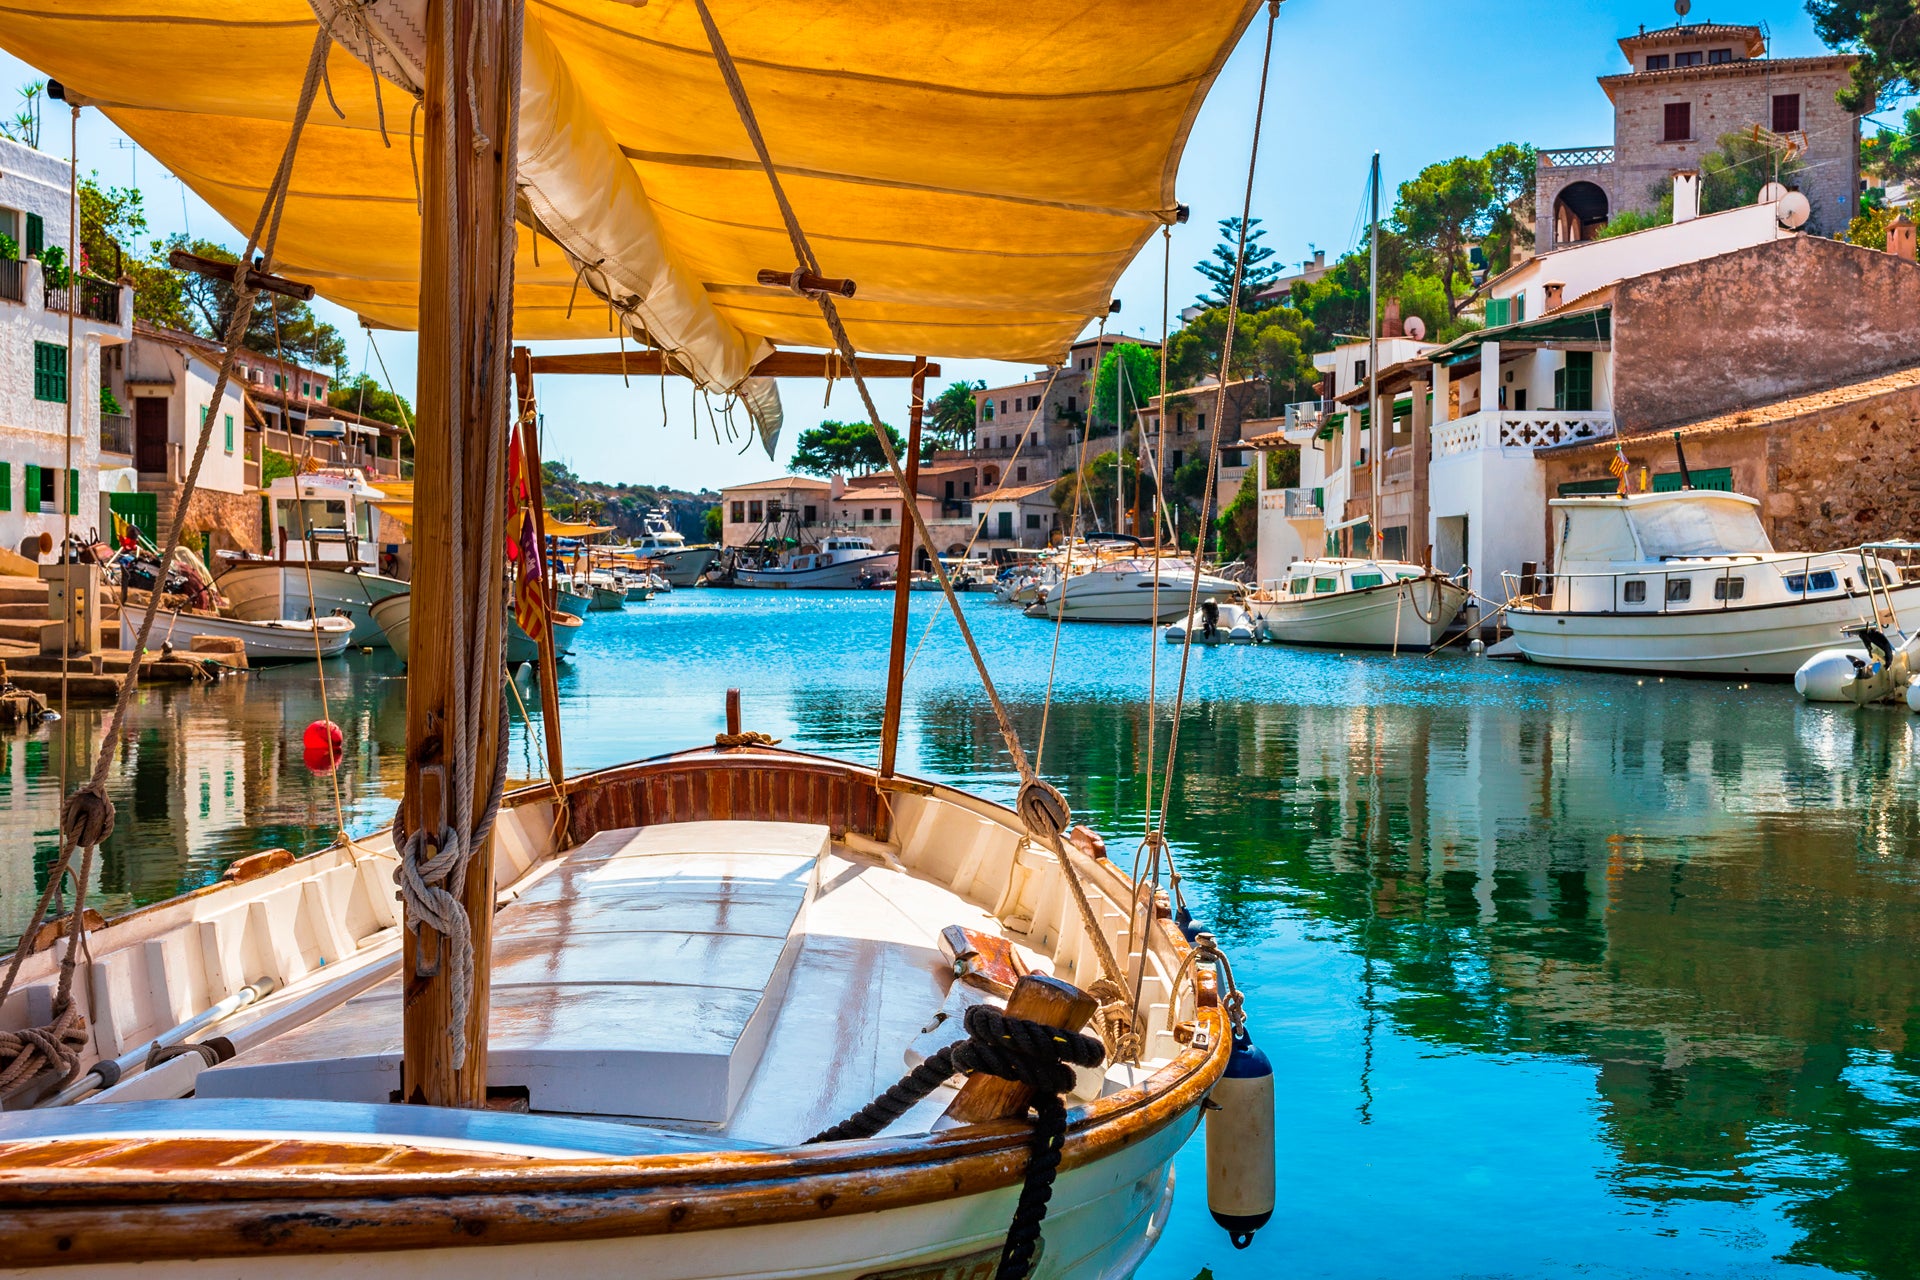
left=119, top=609, right=355, bottom=664
left=218, top=470, right=408, bottom=647
left=372, top=592, right=582, bottom=666
left=0, top=746, right=1230, bottom=1275
left=1246, top=559, right=1468, bottom=650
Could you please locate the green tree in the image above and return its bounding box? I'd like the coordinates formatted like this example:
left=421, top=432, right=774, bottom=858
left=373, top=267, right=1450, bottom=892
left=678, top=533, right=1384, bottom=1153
left=1845, top=203, right=1901, bottom=249
left=1393, top=155, right=1494, bottom=319
left=329, top=374, right=413, bottom=430
left=703, top=505, right=723, bottom=542
left=1194, top=216, right=1280, bottom=310
left=0, top=80, right=43, bottom=150
left=926, top=379, right=983, bottom=450
left=169, top=235, right=347, bottom=373
left=1480, top=142, right=1538, bottom=276
left=1595, top=132, right=1805, bottom=242
left=789, top=419, right=909, bottom=477
left=78, top=174, right=193, bottom=330
left=1091, top=343, right=1160, bottom=431
left=1809, top=0, right=1920, bottom=111
left=1861, top=105, right=1920, bottom=188
left=1049, top=450, right=1141, bottom=531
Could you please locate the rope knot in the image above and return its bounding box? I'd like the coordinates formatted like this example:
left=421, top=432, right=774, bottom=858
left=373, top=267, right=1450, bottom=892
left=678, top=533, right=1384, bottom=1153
left=59, top=786, right=115, bottom=849
left=1015, top=780, right=1070, bottom=843
left=714, top=730, right=781, bottom=749
left=954, top=1005, right=1104, bottom=1097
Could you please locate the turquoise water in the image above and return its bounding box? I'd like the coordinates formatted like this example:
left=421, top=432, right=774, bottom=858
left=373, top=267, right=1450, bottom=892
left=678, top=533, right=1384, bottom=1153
left=9, top=588, right=1920, bottom=1277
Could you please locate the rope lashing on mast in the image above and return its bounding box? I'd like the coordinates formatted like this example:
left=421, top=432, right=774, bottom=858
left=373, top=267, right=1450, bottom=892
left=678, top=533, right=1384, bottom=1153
left=688, top=0, right=1144, bottom=1057
left=806, top=1004, right=1105, bottom=1280
left=0, top=27, right=341, bottom=1099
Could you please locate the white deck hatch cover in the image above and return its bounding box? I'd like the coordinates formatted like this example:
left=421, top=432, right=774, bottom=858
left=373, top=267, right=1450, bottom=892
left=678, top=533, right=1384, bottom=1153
left=197, top=821, right=828, bottom=1122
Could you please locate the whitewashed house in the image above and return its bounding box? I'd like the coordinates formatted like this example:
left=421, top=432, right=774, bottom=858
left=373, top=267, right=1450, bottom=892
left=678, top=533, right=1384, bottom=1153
left=0, top=136, right=133, bottom=554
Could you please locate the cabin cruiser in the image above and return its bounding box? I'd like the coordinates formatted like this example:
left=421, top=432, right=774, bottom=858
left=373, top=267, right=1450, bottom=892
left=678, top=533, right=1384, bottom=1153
left=625, top=508, right=720, bottom=586
left=735, top=535, right=893, bottom=589
left=1026, top=555, right=1242, bottom=624
left=1247, top=559, right=1468, bottom=650
left=215, top=469, right=407, bottom=647
left=1499, top=490, right=1920, bottom=676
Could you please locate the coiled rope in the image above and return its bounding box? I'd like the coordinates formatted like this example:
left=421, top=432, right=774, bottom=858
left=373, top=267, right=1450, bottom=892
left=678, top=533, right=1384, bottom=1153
left=0, top=26, right=340, bottom=1099
left=808, top=1004, right=1105, bottom=1280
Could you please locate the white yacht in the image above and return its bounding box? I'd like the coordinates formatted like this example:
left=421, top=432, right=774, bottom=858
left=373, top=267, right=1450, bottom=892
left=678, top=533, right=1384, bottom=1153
left=629, top=508, right=720, bottom=586
left=1248, top=559, right=1468, bottom=650
left=735, top=535, right=893, bottom=590
left=1499, top=490, right=1920, bottom=676
left=1025, top=557, right=1242, bottom=624
left=216, top=469, right=408, bottom=647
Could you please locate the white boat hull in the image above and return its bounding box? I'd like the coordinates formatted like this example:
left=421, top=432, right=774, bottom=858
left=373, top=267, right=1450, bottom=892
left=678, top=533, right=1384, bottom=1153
left=736, top=552, right=893, bottom=590
left=120, top=610, right=354, bottom=664
left=218, top=563, right=409, bottom=647
left=1165, top=601, right=1260, bottom=645
left=1506, top=585, right=1920, bottom=676
left=659, top=544, right=719, bottom=586
left=374, top=593, right=580, bottom=665
left=1250, top=578, right=1468, bottom=649
left=1027, top=571, right=1240, bottom=624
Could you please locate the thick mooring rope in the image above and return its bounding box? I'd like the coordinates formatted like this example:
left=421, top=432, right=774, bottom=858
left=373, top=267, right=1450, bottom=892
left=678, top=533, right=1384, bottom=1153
left=0, top=28, right=340, bottom=1097
left=808, top=1004, right=1105, bottom=1280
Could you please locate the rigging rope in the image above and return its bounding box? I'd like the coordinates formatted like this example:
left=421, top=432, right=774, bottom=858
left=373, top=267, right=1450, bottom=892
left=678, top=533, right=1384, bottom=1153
left=0, top=26, right=341, bottom=1095
left=689, top=0, right=1138, bottom=1053
left=1034, top=315, right=1104, bottom=776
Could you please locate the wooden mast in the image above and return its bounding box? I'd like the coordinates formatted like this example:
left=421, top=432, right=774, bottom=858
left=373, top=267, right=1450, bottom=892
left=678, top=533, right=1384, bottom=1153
left=401, top=0, right=521, bottom=1107
left=513, top=347, right=568, bottom=840
left=878, top=356, right=929, bottom=785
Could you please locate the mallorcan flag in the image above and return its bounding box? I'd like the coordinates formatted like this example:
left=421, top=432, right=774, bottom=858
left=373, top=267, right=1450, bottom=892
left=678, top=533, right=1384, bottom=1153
left=1609, top=444, right=1630, bottom=496
left=506, top=423, right=549, bottom=641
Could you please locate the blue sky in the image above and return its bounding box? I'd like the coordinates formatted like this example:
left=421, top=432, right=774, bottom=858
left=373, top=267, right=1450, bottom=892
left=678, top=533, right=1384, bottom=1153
left=0, top=1, right=1884, bottom=491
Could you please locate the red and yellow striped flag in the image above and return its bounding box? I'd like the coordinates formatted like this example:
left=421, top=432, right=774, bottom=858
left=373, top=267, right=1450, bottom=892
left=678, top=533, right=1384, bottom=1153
left=1609, top=445, right=1630, bottom=496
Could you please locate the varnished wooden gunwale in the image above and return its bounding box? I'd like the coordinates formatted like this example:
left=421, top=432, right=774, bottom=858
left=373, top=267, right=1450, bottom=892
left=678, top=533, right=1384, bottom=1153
left=0, top=749, right=1229, bottom=1266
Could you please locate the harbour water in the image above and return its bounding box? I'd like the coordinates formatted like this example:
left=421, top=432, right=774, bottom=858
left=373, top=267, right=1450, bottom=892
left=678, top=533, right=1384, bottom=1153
left=7, top=589, right=1920, bottom=1278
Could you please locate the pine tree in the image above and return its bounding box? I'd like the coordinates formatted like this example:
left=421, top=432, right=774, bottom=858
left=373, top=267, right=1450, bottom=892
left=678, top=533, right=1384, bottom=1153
left=1194, top=216, right=1279, bottom=310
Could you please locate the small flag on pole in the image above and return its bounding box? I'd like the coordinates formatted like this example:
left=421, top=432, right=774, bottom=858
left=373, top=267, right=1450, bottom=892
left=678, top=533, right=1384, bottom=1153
left=1609, top=445, right=1630, bottom=495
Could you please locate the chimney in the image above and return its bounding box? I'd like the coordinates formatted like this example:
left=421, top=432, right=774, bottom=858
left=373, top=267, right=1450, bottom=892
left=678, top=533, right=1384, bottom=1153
left=1314, top=249, right=1326, bottom=269
left=1673, top=170, right=1700, bottom=223
left=1543, top=280, right=1565, bottom=311
left=1890, top=212, right=1917, bottom=263
left=1383, top=298, right=1404, bottom=338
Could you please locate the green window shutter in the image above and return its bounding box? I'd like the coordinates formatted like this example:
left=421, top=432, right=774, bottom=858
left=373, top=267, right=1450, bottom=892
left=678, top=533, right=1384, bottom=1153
left=24, top=212, right=43, bottom=257
left=67, top=469, right=79, bottom=516
left=1484, top=297, right=1510, bottom=328
left=33, top=342, right=67, bottom=402
left=1552, top=367, right=1566, bottom=410
left=0, top=462, right=10, bottom=512
left=224, top=413, right=234, bottom=452
left=1564, top=351, right=1593, bottom=412
left=23, top=464, right=39, bottom=513
left=1513, top=293, right=1526, bottom=322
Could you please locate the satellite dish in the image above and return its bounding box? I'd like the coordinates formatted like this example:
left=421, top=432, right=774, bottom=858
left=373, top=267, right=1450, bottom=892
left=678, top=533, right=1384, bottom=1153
left=1402, top=315, right=1427, bottom=341
left=1675, top=0, right=1691, bottom=16
left=1758, top=181, right=1788, bottom=204
left=1776, top=191, right=1811, bottom=229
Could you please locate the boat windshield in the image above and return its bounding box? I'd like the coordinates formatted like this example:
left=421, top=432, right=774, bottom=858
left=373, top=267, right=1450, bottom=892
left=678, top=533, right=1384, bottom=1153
left=1630, top=499, right=1772, bottom=558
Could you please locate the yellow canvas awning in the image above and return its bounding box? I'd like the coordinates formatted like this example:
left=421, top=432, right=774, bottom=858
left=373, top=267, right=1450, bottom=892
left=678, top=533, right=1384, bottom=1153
left=546, top=520, right=615, bottom=539
left=4, top=2, right=1257, bottom=376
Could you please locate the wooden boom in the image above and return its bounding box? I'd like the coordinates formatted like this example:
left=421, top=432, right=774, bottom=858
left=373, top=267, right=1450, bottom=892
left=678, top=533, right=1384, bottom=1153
left=526, top=350, right=938, bottom=379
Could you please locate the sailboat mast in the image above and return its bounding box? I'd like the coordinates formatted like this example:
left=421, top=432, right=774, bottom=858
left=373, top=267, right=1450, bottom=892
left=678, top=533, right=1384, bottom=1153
left=878, top=356, right=929, bottom=785
left=1367, top=151, right=1380, bottom=561
left=400, top=0, right=522, bottom=1107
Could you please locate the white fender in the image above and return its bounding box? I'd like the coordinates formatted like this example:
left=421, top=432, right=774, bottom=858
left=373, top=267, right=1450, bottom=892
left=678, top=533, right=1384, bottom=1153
left=1795, top=649, right=1864, bottom=703
left=1206, top=1032, right=1275, bottom=1249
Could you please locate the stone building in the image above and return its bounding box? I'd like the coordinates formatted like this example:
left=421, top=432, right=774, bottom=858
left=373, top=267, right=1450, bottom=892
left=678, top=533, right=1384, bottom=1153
left=1536, top=19, right=1859, bottom=247
left=970, top=333, right=1157, bottom=484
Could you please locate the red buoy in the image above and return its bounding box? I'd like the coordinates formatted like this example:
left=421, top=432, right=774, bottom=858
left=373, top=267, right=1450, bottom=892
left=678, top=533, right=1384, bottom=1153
left=303, top=720, right=343, bottom=753
left=303, top=742, right=342, bottom=774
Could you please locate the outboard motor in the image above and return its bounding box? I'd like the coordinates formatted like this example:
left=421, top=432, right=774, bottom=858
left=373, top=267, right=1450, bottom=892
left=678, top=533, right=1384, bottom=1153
left=1200, top=598, right=1220, bottom=642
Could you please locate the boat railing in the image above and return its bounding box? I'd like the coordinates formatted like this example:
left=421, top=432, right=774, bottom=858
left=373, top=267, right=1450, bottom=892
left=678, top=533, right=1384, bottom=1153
left=1501, top=548, right=1907, bottom=616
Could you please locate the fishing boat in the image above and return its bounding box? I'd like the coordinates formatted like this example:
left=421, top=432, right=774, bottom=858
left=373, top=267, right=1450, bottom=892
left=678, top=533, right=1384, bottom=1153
left=372, top=592, right=581, bottom=666
left=735, top=535, right=894, bottom=590
left=119, top=609, right=354, bottom=664
left=216, top=470, right=409, bottom=647
left=1026, top=557, right=1243, bottom=624
left=1247, top=559, right=1468, bottom=649
left=1499, top=489, right=1920, bottom=676
left=0, top=0, right=1278, bottom=1274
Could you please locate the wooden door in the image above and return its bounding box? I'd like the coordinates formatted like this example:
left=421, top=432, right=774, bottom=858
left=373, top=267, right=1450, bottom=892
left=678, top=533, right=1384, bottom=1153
left=134, top=397, right=169, bottom=473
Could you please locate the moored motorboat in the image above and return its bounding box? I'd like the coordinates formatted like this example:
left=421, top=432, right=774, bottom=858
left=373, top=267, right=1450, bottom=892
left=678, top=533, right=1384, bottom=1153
left=1026, top=557, right=1242, bottom=624
left=1247, top=559, right=1467, bottom=650
left=735, top=535, right=894, bottom=589
left=1165, top=599, right=1259, bottom=645
left=120, top=609, right=354, bottom=664
left=1503, top=490, right=1920, bottom=677
left=218, top=470, right=407, bottom=647
left=627, top=508, right=721, bottom=586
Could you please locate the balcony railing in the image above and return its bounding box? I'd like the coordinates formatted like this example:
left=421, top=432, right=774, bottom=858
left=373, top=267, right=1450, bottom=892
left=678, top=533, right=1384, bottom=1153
left=1432, top=410, right=1614, bottom=458
left=100, top=412, right=132, bottom=457
left=1540, top=146, right=1615, bottom=168
left=1261, top=487, right=1324, bottom=519
left=44, top=276, right=122, bottom=324
left=1283, top=398, right=1337, bottom=434
left=0, top=258, right=23, bottom=304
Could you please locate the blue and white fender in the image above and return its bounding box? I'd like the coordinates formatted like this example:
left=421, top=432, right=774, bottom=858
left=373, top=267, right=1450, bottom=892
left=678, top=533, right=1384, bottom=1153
left=1206, top=1027, right=1275, bottom=1248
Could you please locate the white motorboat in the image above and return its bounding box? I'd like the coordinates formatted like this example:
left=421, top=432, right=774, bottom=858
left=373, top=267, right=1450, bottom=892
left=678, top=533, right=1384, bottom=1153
left=1503, top=490, right=1920, bottom=677
left=121, top=608, right=354, bottom=664
left=1247, top=559, right=1468, bottom=650
left=373, top=592, right=582, bottom=666
left=218, top=469, right=408, bottom=647
left=735, top=535, right=894, bottom=589
left=1165, top=599, right=1259, bottom=645
left=619, top=508, right=721, bottom=586
left=1025, top=557, right=1242, bottom=624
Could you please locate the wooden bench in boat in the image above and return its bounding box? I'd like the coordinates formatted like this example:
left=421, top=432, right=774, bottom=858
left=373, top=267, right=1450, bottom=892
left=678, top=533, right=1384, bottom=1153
left=198, top=820, right=826, bottom=1123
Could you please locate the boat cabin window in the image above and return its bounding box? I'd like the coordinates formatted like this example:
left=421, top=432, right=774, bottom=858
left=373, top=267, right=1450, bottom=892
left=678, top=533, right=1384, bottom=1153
left=1622, top=580, right=1647, bottom=603
left=1397, top=571, right=1421, bottom=580
left=1629, top=499, right=1772, bottom=558
left=1558, top=506, right=1640, bottom=563
left=1350, top=572, right=1384, bottom=589
left=1784, top=569, right=1839, bottom=594
left=1289, top=577, right=1309, bottom=595
left=1666, top=579, right=1692, bottom=603
left=1714, top=576, right=1745, bottom=601
left=1313, top=576, right=1336, bottom=593
left=1863, top=563, right=1901, bottom=589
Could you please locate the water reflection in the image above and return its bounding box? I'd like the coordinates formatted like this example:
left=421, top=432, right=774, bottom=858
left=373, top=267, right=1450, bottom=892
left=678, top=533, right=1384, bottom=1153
left=7, top=592, right=1920, bottom=1276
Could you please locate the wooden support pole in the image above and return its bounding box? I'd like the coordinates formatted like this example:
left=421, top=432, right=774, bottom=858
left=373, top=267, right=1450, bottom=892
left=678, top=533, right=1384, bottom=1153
left=942, top=974, right=1098, bottom=1125
left=512, top=347, right=568, bottom=842
left=401, top=0, right=520, bottom=1108
left=878, top=357, right=928, bottom=787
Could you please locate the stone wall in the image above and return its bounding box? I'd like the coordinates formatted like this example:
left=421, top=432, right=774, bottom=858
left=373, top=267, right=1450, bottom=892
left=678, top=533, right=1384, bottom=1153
left=180, top=488, right=260, bottom=558
left=1612, top=236, right=1920, bottom=434
left=1541, top=377, right=1920, bottom=557
left=1611, top=58, right=1858, bottom=235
